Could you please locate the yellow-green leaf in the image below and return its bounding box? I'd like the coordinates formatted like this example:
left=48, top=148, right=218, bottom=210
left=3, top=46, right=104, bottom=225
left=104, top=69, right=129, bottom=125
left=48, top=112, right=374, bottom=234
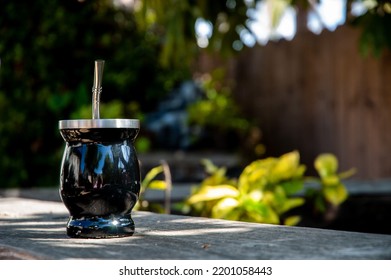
left=187, top=185, right=239, bottom=204
left=142, top=165, right=164, bottom=187
left=224, top=208, right=242, bottom=221
left=200, top=167, right=228, bottom=187
left=201, top=158, right=219, bottom=174
left=148, top=180, right=167, bottom=190
left=323, top=183, right=348, bottom=206
left=239, top=168, right=267, bottom=194
left=244, top=201, right=280, bottom=224
left=247, top=190, right=263, bottom=202
left=315, top=154, right=338, bottom=178
left=338, top=168, right=356, bottom=179
left=238, top=159, right=272, bottom=192
left=248, top=168, right=268, bottom=182
left=211, top=197, right=240, bottom=219
left=322, top=174, right=340, bottom=186
left=284, top=215, right=302, bottom=226
left=280, top=197, right=305, bottom=214
left=270, top=151, right=300, bottom=182
left=294, top=164, right=307, bottom=177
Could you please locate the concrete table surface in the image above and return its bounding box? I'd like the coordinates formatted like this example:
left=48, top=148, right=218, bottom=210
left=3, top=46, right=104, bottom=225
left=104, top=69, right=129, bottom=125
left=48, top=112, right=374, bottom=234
left=0, top=197, right=391, bottom=260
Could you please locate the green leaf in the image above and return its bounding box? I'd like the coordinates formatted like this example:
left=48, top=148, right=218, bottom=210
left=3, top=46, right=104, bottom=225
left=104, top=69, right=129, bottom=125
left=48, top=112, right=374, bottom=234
left=315, top=154, right=338, bottom=178
left=224, top=208, right=242, bottom=221
left=211, top=197, right=240, bottom=219
left=294, top=164, right=307, bottom=178
left=247, top=167, right=269, bottom=182
left=200, top=171, right=229, bottom=187
left=148, top=180, right=167, bottom=190
left=280, top=180, right=304, bottom=196
left=280, top=197, right=305, bottom=214
left=247, top=189, right=264, bottom=202
left=240, top=168, right=268, bottom=194
left=142, top=165, right=164, bottom=188
left=269, top=186, right=287, bottom=209
left=314, top=193, right=327, bottom=213
left=201, top=158, right=219, bottom=174
left=270, top=151, right=300, bottom=182
left=323, top=183, right=348, bottom=206
left=322, top=174, right=340, bottom=187
left=238, top=159, right=272, bottom=192
left=284, top=215, right=301, bottom=226
left=338, top=168, right=356, bottom=180
left=187, top=185, right=239, bottom=204
left=245, top=202, right=280, bottom=224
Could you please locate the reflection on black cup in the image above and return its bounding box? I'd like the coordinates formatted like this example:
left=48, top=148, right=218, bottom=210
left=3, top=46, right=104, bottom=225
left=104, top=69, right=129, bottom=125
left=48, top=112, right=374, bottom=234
left=59, top=119, right=140, bottom=238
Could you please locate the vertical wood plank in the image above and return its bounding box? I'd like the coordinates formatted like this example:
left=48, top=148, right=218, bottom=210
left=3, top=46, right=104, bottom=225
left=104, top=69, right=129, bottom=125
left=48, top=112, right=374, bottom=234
left=229, top=25, right=391, bottom=179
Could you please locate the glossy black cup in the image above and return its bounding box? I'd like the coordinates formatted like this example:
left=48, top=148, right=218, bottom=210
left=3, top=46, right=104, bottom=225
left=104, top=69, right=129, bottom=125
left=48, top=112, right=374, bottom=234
left=59, top=119, right=140, bottom=238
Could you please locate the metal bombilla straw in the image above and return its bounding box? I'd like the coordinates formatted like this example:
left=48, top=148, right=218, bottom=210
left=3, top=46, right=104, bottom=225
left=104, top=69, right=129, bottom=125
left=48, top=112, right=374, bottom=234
left=92, top=60, right=105, bottom=119
left=59, top=59, right=141, bottom=238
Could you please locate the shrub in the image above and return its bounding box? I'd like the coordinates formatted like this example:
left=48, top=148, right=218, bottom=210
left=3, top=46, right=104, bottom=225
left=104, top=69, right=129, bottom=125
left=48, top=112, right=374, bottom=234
left=182, top=151, right=354, bottom=226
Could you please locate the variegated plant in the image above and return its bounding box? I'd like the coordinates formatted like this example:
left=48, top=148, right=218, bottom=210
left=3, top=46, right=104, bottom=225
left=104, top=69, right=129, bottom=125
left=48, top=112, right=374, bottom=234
left=309, top=153, right=355, bottom=213
left=183, top=151, right=354, bottom=226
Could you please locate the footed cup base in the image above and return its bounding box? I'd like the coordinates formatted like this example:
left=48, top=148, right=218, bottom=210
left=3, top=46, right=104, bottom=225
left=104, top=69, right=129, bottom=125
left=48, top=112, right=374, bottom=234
left=66, top=214, right=135, bottom=238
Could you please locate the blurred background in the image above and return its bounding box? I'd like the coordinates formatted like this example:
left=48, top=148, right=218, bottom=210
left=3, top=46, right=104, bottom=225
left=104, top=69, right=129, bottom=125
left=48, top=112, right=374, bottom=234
left=1, top=0, right=391, bottom=188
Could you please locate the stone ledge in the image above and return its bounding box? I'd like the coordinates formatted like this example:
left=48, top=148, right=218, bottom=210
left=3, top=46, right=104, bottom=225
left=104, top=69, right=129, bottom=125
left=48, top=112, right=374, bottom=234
left=1, top=197, right=391, bottom=260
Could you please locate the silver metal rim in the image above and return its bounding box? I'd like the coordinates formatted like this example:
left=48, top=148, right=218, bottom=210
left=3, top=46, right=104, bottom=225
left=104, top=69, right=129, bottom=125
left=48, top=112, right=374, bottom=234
left=59, top=119, right=140, bottom=129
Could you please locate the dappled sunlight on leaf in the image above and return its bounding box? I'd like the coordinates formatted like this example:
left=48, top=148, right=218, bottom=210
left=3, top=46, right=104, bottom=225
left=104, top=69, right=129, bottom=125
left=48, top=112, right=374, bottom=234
left=211, top=197, right=240, bottom=219
left=187, top=185, right=239, bottom=204
left=141, top=165, right=164, bottom=196
left=247, top=189, right=264, bottom=202
left=183, top=150, right=354, bottom=226
left=148, top=180, right=167, bottom=190
left=269, top=151, right=302, bottom=183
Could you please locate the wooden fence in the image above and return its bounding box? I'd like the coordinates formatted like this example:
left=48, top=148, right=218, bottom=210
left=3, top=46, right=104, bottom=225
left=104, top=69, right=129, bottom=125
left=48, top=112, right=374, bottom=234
left=197, top=25, right=391, bottom=179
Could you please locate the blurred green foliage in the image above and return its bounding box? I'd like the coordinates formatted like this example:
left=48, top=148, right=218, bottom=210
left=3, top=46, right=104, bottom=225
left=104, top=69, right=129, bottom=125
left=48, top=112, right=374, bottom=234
left=135, top=164, right=168, bottom=213
left=307, top=153, right=356, bottom=213
left=189, top=70, right=251, bottom=134
left=0, top=0, right=190, bottom=187
left=134, top=0, right=252, bottom=67
left=2, top=0, right=388, bottom=189
left=188, top=69, right=264, bottom=158
left=182, top=151, right=355, bottom=226
left=183, top=151, right=306, bottom=225
left=135, top=0, right=391, bottom=67
left=351, top=1, right=391, bottom=56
